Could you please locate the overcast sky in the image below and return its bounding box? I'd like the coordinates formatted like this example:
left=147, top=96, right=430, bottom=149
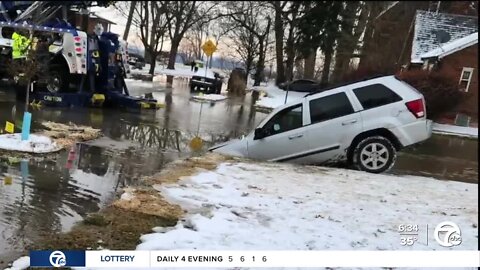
left=90, top=5, right=232, bottom=56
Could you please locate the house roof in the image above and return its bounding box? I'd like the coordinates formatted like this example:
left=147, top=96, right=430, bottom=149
left=89, top=12, right=117, bottom=25
left=375, top=1, right=400, bottom=20
left=421, top=32, right=478, bottom=59
left=411, top=10, right=478, bottom=63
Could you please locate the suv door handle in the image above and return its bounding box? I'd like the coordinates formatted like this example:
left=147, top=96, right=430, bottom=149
left=288, top=134, right=303, bottom=140
left=341, top=119, right=358, bottom=126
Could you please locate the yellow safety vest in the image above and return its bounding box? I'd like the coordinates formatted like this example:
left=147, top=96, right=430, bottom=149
left=12, top=32, right=31, bottom=59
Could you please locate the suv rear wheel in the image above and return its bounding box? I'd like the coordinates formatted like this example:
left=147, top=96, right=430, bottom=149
left=352, top=136, right=396, bottom=173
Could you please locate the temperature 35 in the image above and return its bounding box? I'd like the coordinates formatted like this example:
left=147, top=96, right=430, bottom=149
left=398, top=224, right=420, bottom=246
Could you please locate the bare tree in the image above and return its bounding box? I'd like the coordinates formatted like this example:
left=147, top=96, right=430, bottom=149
left=333, top=1, right=369, bottom=82
left=183, top=21, right=205, bottom=62
left=271, top=1, right=287, bottom=85
left=123, top=1, right=137, bottom=41
left=116, top=1, right=168, bottom=75
left=225, top=25, right=259, bottom=77
left=226, top=1, right=272, bottom=86
left=284, top=1, right=300, bottom=82
left=357, top=1, right=389, bottom=70
left=162, top=1, right=220, bottom=77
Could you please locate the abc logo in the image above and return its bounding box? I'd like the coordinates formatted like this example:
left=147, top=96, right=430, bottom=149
left=49, top=250, right=67, bottom=267
left=434, top=221, right=462, bottom=247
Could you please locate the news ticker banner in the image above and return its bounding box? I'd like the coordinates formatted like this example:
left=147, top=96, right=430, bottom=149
left=30, top=250, right=480, bottom=268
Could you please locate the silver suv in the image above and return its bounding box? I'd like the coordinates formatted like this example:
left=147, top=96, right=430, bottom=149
left=211, top=75, right=433, bottom=173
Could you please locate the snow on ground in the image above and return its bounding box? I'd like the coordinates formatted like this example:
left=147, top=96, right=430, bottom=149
left=3, top=256, right=29, bottom=270
left=129, top=65, right=153, bottom=76
left=0, top=134, right=60, bottom=153
left=191, top=94, right=228, bottom=102
left=251, top=83, right=305, bottom=109
left=140, top=162, right=478, bottom=253
left=156, top=66, right=217, bottom=79
left=130, top=63, right=231, bottom=83
left=124, top=78, right=158, bottom=89
left=433, top=123, right=478, bottom=139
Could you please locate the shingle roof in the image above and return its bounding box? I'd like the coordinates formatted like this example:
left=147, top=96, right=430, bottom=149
left=421, top=32, right=478, bottom=59
left=374, top=1, right=400, bottom=20
left=411, top=10, right=477, bottom=63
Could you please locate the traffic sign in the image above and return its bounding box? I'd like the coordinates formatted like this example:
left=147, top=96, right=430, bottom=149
left=201, top=40, right=217, bottom=57
left=5, top=121, right=14, bottom=133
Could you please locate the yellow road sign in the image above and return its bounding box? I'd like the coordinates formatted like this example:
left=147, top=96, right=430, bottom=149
left=4, top=176, right=12, bottom=185
left=189, top=136, right=203, bottom=151
left=5, top=121, right=14, bottom=133
left=201, top=40, right=217, bottom=57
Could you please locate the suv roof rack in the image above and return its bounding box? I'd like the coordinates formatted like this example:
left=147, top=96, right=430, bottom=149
left=304, top=74, right=395, bottom=97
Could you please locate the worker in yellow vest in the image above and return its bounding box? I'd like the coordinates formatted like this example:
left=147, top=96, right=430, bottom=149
left=12, top=30, right=31, bottom=62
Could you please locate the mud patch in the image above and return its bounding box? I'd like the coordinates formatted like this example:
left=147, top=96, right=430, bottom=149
left=113, top=188, right=184, bottom=220
left=40, top=121, right=102, bottom=149
left=143, top=153, right=234, bottom=185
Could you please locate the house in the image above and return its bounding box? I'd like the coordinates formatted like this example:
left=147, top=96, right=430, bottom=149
left=360, top=1, right=477, bottom=71
left=360, top=1, right=478, bottom=125
left=67, top=11, right=116, bottom=34
left=408, top=10, right=478, bottom=125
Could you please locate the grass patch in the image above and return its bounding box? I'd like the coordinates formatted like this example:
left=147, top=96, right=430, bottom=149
left=30, top=206, right=177, bottom=251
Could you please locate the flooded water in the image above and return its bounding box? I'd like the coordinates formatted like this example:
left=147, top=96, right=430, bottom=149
left=0, top=78, right=266, bottom=260
left=0, top=77, right=477, bottom=261
left=393, top=135, right=478, bottom=183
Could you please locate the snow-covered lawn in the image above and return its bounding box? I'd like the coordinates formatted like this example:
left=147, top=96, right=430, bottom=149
left=3, top=256, right=29, bottom=270
left=0, top=134, right=60, bottom=153
left=251, top=83, right=305, bottom=109
left=191, top=94, right=228, bottom=102
left=139, top=161, right=478, bottom=252
left=433, top=123, right=478, bottom=139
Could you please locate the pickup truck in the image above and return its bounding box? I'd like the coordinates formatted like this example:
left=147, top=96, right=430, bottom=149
left=189, top=73, right=223, bottom=94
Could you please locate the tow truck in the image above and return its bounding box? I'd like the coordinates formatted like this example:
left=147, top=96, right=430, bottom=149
left=0, top=1, right=160, bottom=110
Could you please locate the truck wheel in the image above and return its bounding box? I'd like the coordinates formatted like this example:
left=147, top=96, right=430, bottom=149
left=46, top=67, right=69, bottom=93
left=352, top=136, right=396, bottom=174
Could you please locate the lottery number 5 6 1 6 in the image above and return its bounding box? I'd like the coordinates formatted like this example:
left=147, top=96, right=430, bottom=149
left=228, top=256, right=267, bottom=262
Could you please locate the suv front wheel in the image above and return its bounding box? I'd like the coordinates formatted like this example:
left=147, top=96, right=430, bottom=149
left=352, top=136, right=396, bottom=173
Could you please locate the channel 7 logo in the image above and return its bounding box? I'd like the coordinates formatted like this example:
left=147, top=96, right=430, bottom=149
left=434, top=221, right=462, bottom=247
left=49, top=250, right=67, bottom=267
left=30, top=250, right=86, bottom=267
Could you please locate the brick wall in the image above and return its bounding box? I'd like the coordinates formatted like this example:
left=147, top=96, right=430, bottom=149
left=438, top=44, right=478, bottom=122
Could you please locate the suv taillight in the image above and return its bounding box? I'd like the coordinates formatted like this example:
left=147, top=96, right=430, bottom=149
left=405, top=99, right=425, bottom=118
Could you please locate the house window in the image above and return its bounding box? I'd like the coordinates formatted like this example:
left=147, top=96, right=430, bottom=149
left=459, top=67, right=474, bottom=92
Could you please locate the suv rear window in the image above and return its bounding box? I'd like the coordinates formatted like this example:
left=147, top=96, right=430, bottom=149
left=353, top=83, right=402, bottom=110
left=309, top=92, right=354, bottom=124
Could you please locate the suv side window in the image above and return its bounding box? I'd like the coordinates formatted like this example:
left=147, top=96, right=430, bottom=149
left=309, top=92, right=354, bottom=124
left=263, top=104, right=303, bottom=136
left=353, top=83, right=402, bottom=110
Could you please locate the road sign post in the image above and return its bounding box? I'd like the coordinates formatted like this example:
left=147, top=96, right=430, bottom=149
left=201, top=40, right=217, bottom=79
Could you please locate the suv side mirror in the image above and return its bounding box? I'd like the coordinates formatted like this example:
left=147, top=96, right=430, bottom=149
left=254, top=127, right=266, bottom=140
